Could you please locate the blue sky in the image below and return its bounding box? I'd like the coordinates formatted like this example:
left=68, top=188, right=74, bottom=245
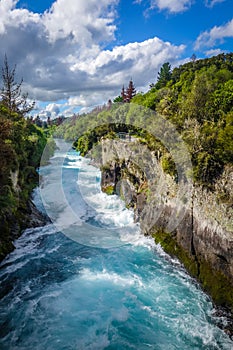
left=117, top=0, right=233, bottom=53
left=1, top=0, right=232, bottom=118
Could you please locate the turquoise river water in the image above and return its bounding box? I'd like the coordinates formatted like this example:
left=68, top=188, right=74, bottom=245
left=0, top=140, right=232, bottom=349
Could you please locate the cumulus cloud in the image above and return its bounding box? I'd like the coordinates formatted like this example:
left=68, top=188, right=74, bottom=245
left=0, top=0, right=186, bottom=116
left=0, top=0, right=40, bottom=34
left=71, top=38, right=185, bottom=84
left=195, top=18, right=233, bottom=50
left=34, top=102, right=61, bottom=120
left=46, top=103, right=60, bottom=115
left=43, top=0, right=118, bottom=45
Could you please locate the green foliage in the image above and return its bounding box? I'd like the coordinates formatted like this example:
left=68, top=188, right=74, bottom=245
left=210, top=79, right=233, bottom=115
left=198, top=259, right=233, bottom=311
left=216, top=113, right=233, bottom=163
left=155, top=62, right=172, bottom=89
left=0, top=59, right=58, bottom=260
left=0, top=103, right=56, bottom=259
left=132, top=89, right=159, bottom=110
left=161, top=153, right=177, bottom=178
left=24, top=124, right=47, bottom=167
left=152, top=228, right=233, bottom=310
left=152, top=229, right=199, bottom=276
left=102, top=185, right=115, bottom=195
left=0, top=106, right=53, bottom=212
left=56, top=52, right=233, bottom=185
left=193, top=152, right=222, bottom=185
left=77, top=134, right=93, bottom=156
left=113, top=95, right=123, bottom=103
left=0, top=114, right=18, bottom=183
left=0, top=185, right=17, bottom=211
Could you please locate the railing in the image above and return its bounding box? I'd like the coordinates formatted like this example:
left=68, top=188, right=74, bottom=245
left=117, top=132, right=132, bottom=141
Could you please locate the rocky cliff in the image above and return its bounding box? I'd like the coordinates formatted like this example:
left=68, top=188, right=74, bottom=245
left=0, top=177, right=50, bottom=262
left=97, top=138, right=233, bottom=314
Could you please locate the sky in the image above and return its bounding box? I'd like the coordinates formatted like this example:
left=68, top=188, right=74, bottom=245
left=0, top=0, right=232, bottom=119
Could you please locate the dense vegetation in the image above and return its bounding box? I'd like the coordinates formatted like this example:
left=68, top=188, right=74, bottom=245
left=0, top=59, right=55, bottom=260
left=55, top=53, right=233, bottom=185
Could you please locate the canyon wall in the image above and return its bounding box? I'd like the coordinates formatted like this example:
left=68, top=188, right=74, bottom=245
left=98, top=138, right=233, bottom=311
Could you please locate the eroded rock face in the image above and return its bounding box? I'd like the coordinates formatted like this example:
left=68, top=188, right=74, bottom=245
left=99, top=139, right=233, bottom=311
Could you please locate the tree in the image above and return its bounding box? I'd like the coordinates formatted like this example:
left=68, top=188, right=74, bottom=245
left=184, top=72, right=213, bottom=123
left=1, top=55, right=35, bottom=116
left=190, top=53, right=197, bottom=62
left=119, top=81, right=136, bottom=103
left=107, top=99, right=112, bottom=109
left=156, top=62, right=172, bottom=89
left=113, top=95, right=123, bottom=103
left=126, top=79, right=136, bottom=102
left=0, top=113, right=16, bottom=182
left=121, top=85, right=126, bottom=102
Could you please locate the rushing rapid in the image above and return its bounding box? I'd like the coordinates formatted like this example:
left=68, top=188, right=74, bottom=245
left=0, top=140, right=232, bottom=349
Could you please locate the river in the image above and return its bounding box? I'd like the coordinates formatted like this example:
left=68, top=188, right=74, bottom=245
left=0, top=140, right=232, bottom=349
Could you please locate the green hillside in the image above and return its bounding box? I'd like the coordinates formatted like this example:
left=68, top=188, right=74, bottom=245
left=56, top=53, right=233, bottom=186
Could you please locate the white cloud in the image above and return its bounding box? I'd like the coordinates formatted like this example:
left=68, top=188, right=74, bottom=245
left=35, top=102, right=61, bottom=120
left=205, top=48, right=226, bottom=56
left=205, top=0, right=225, bottom=8
left=63, top=37, right=185, bottom=112
left=71, top=38, right=185, bottom=77
left=0, top=0, right=186, bottom=117
left=145, top=0, right=192, bottom=13
left=43, top=0, right=118, bottom=45
left=46, top=103, right=60, bottom=115
left=0, top=0, right=40, bottom=34
left=138, top=0, right=226, bottom=14
left=195, top=19, right=233, bottom=50
left=67, top=92, right=111, bottom=112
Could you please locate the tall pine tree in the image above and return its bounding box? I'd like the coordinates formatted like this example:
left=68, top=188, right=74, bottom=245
left=126, top=79, right=136, bottom=102
left=156, top=62, right=172, bottom=89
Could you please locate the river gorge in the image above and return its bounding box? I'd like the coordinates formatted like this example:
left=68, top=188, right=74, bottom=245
left=0, top=139, right=232, bottom=349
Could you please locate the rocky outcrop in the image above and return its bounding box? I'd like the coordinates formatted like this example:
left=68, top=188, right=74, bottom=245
left=0, top=197, right=50, bottom=262
left=99, top=138, right=233, bottom=315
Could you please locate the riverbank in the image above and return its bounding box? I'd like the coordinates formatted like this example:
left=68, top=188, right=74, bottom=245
left=0, top=131, right=56, bottom=262
left=0, top=193, right=50, bottom=262
left=98, top=138, right=233, bottom=336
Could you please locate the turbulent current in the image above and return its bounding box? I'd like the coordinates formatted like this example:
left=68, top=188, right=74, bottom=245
left=0, top=140, right=232, bottom=349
